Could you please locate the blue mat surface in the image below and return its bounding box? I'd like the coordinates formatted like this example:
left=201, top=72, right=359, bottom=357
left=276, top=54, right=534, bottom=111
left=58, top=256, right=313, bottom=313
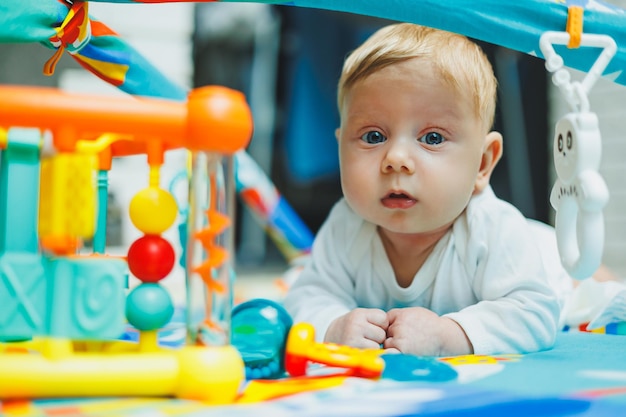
left=471, top=332, right=626, bottom=400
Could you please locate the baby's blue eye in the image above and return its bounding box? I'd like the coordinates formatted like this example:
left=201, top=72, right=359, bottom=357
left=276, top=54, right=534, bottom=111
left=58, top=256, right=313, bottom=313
left=361, top=131, right=386, bottom=144
left=419, top=132, right=445, bottom=145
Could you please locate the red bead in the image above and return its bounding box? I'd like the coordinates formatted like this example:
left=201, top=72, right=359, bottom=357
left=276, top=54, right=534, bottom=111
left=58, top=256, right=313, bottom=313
left=127, top=235, right=175, bottom=282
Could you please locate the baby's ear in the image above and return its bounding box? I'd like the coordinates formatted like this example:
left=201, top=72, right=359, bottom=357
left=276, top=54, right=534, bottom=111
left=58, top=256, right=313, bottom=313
left=335, top=128, right=341, bottom=142
left=474, top=131, right=503, bottom=194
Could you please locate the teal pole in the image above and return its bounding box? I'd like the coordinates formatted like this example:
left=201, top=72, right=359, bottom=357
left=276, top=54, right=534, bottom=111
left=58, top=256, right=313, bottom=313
left=93, top=170, right=108, bottom=254
left=0, top=128, right=41, bottom=254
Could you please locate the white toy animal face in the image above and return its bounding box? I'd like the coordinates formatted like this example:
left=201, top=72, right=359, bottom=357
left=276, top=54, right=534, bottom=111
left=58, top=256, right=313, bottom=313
left=554, top=116, right=578, bottom=182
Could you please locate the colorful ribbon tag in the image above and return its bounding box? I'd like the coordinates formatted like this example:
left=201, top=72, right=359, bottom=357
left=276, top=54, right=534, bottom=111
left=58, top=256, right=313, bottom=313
left=44, top=1, right=91, bottom=75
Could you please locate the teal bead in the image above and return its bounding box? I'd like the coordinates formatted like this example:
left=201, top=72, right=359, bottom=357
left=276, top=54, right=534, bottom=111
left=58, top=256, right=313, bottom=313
left=126, top=283, right=174, bottom=331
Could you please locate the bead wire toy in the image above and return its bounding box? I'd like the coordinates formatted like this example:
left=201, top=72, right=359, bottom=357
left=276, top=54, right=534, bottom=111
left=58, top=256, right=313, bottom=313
left=0, top=84, right=253, bottom=403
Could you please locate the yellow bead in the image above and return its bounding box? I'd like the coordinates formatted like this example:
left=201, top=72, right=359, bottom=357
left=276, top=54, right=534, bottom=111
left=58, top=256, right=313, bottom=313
left=129, top=187, right=178, bottom=234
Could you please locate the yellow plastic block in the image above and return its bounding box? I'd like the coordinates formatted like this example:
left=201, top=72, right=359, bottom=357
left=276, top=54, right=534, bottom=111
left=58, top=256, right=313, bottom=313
left=0, top=127, right=6, bottom=149
left=39, top=153, right=96, bottom=242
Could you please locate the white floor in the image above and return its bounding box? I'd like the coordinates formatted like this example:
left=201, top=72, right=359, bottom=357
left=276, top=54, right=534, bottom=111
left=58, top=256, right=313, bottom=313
left=234, top=264, right=290, bottom=304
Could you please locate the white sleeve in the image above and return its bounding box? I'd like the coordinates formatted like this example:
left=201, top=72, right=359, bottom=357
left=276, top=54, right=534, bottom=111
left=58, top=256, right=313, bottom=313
left=283, top=201, right=358, bottom=342
left=445, top=199, right=561, bottom=354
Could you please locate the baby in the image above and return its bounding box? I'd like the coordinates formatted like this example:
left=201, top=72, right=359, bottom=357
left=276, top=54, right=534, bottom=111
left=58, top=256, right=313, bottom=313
left=284, top=23, right=571, bottom=356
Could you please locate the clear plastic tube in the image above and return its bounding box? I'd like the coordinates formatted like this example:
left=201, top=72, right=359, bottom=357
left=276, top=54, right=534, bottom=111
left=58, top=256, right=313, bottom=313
left=185, top=151, right=235, bottom=346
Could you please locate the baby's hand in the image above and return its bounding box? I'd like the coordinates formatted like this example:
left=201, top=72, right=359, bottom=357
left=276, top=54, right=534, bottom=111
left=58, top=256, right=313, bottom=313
left=324, top=308, right=388, bottom=349
left=384, top=307, right=472, bottom=356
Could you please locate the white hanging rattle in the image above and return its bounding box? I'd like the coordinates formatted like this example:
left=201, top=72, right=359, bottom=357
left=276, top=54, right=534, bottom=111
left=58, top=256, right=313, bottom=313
left=539, top=30, right=616, bottom=279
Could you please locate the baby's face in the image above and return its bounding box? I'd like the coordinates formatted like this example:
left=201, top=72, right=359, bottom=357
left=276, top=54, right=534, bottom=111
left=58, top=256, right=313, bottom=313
left=336, top=58, right=487, bottom=236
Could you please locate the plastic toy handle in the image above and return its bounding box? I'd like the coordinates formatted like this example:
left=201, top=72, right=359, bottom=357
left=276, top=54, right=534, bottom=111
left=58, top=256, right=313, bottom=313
left=553, top=172, right=608, bottom=280
left=539, top=31, right=617, bottom=107
left=285, top=323, right=385, bottom=378
left=0, top=345, right=244, bottom=403
left=0, top=84, right=253, bottom=155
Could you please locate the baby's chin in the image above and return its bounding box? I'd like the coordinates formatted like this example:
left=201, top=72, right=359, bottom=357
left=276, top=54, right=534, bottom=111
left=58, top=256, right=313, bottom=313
left=376, top=224, right=428, bottom=236
left=369, top=215, right=425, bottom=235
left=346, top=199, right=443, bottom=233
left=375, top=213, right=456, bottom=237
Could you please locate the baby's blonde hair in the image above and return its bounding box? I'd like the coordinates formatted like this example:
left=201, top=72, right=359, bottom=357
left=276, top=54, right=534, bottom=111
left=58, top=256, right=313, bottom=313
left=337, top=23, right=497, bottom=132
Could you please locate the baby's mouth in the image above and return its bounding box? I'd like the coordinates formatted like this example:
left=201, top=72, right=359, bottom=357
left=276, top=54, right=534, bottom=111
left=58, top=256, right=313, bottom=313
left=385, top=191, right=415, bottom=199
left=381, top=191, right=417, bottom=208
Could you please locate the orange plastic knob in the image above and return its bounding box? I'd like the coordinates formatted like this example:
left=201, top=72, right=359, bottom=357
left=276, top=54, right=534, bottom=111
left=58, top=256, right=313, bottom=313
left=186, top=86, right=253, bottom=154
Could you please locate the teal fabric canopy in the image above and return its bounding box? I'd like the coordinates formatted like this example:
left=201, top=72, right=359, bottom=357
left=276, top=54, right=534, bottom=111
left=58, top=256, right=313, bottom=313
left=1, top=0, right=624, bottom=91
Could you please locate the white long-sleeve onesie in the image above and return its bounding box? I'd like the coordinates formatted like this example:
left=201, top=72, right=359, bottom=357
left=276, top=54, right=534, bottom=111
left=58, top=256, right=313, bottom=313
left=283, top=187, right=567, bottom=354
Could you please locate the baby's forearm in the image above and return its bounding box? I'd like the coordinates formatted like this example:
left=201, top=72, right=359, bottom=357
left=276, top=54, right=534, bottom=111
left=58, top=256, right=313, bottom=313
left=438, top=317, right=474, bottom=356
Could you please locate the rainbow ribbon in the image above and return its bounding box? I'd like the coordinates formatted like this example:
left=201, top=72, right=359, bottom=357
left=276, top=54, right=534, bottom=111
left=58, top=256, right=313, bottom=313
left=0, top=0, right=187, bottom=99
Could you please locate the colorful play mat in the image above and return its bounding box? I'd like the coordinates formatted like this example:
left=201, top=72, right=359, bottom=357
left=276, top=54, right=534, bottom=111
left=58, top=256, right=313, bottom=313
left=1, top=332, right=625, bottom=416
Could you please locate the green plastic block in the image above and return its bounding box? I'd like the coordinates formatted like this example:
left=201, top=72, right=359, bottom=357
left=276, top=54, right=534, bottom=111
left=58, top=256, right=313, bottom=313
left=45, top=256, right=127, bottom=340
left=0, top=253, right=46, bottom=341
